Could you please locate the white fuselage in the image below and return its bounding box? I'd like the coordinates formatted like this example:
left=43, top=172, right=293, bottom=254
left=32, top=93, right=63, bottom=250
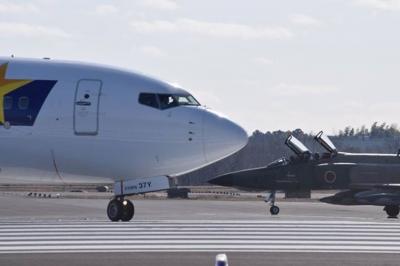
left=0, top=57, right=248, bottom=183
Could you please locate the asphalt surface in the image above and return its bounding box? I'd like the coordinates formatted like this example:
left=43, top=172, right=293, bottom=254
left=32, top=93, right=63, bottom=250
left=1, top=194, right=400, bottom=265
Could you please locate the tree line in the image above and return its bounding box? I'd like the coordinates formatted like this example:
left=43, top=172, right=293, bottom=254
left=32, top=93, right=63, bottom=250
left=338, top=122, right=400, bottom=138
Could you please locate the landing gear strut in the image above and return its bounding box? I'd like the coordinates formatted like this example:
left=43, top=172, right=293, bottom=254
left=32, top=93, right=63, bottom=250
left=384, top=205, right=399, bottom=219
left=265, top=191, right=280, bottom=215
left=109, top=175, right=171, bottom=222
left=107, top=197, right=135, bottom=222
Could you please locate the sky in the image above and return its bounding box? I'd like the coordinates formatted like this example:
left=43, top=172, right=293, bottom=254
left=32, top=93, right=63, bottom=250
left=0, top=0, right=400, bottom=134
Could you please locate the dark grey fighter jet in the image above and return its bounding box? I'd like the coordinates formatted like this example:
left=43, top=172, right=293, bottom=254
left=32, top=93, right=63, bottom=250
left=209, top=132, right=400, bottom=218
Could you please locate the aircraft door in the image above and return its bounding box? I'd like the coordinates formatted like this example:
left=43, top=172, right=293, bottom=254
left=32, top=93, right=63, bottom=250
left=74, top=79, right=102, bottom=135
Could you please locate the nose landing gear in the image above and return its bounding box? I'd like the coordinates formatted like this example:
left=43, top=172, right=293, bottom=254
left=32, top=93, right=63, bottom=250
left=270, top=205, right=280, bottom=215
left=108, top=176, right=172, bottom=222
left=107, top=197, right=135, bottom=222
left=266, top=191, right=280, bottom=215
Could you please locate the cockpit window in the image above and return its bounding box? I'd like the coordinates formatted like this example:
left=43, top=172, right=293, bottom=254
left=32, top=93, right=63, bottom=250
left=138, top=92, right=200, bottom=110
left=158, top=94, right=200, bottom=109
left=138, top=93, right=159, bottom=109
left=158, top=94, right=179, bottom=109
left=177, top=95, right=199, bottom=105
left=315, top=131, right=337, bottom=154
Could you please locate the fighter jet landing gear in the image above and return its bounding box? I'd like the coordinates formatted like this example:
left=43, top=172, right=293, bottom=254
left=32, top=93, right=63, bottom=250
left=270, top=205, right=280, bottom=215
left=266, top=191, right=280, bottom=215
left=107, top=197, right=135, bottom=222
left=384, top=205, right=399, bottom=219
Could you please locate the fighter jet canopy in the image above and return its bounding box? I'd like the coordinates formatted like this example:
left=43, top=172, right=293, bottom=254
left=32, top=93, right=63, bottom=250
left=315, top=131, right=337, bottom=154
left=285, top=135, right=311, bottom=156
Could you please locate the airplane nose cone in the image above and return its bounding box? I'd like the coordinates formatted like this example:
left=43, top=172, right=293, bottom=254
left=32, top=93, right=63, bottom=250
left=208, top=174, right=234, bottom=186
left=203, top=110, right=248, bottom=163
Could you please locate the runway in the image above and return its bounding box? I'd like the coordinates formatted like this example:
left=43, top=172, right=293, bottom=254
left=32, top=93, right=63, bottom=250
left=1, top=219, right=400, bottom=254
left=1, top=194, right=400, bottom=265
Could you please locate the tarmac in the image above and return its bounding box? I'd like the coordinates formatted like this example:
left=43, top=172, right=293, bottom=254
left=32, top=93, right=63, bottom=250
left=1, top=193, right=400, bottom=265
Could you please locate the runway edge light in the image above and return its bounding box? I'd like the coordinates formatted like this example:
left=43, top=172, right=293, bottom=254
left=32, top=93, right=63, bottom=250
left=215, top=253, right=228, bottom=266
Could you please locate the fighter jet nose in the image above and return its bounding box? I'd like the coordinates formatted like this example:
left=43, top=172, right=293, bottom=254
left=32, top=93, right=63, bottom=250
left=209, top=174, right=234, bottom=187
left=203, top=109, right=248, bottom=163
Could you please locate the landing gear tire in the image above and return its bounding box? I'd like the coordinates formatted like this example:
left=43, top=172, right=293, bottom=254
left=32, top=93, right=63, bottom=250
left=270, top=205, right=280, bottom=215
left=384, top=205, right=399, bottom=218
left=121, top=199, right=135, bottom=222
left=266, top=191, right=279, bottom=216
left=107, top=199, right=123, bottom=222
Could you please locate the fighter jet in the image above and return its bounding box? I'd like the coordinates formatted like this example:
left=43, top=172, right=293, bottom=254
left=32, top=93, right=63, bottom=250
left=209, top=131, right=400, bottom=218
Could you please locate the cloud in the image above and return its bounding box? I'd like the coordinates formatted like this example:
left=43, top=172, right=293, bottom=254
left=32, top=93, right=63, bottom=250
left=354, top=0, right=400, bottom=10
left=0, top=22, right=70, bottom=38
left=132, top=20, right=177, bottom=32
left=290, top=14, right=322, bottom=26
left=95, top=4, right=118, bottom=15
left=140, top=45, right=166, bottom=57
left=254, top=57, right=274, bottom=65
left=273, top=83, right=339, bottom=96
left=139, top=0, right=178, bottom=10
left=130, top=18, right=293, bottom=40
left=0, top=2, right=39, bottom=13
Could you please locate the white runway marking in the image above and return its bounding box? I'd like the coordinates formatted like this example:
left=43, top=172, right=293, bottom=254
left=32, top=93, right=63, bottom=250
left=1, top=220, right=400, bottom=254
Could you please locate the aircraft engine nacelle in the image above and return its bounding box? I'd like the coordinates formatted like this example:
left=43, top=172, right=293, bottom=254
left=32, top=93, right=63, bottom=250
left=320, top=190, right=357, bottom=205
left=321, top=189, right=400, bottom=206
left=354, top=190, right=400, bottom=206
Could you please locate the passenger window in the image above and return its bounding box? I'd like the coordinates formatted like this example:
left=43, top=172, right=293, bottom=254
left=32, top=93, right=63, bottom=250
left=138, top=93, right=159, bottom=109
left=4, top=96, right=12, bottom=110
left=18, top=97, right=29, bottom=110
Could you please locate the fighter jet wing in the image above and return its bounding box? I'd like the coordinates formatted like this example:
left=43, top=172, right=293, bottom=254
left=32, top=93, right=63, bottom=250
left=350, top=183, right=400, bottom=190
left=316, top=162, right=357, bottom=167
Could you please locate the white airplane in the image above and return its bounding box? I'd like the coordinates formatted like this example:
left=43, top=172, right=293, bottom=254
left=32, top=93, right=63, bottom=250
left=0, top=57, right=248, bottom=221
